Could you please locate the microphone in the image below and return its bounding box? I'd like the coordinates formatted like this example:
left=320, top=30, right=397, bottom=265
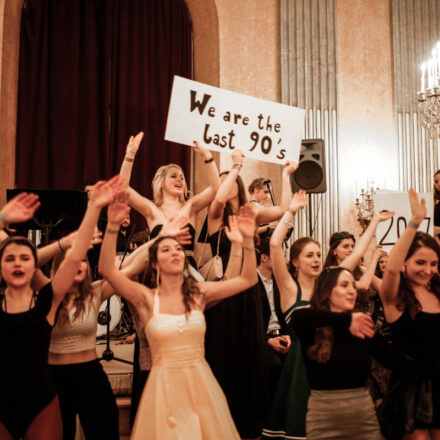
left=263, top=179, right=271, bottom=185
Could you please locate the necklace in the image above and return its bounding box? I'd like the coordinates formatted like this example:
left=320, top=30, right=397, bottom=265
left=2, top=289, right=36, bottom=313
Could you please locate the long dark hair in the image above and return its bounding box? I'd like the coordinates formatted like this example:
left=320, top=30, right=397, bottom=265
left=219, top=171, right=247, bottom=227
left=434, top=170, right=440, bottom=202
left=0, top=236, right=38, bottom=267
left=51, top=252, right=95, bottom=326
left=308, top=267, right=353, bottom=363
left=142, top=236, right=202, bottom=317
left=323, top=231, right=363, bottom=281
left=289, top=237, right=320, bottom=278
left=397, top=231, right=440, bottom=318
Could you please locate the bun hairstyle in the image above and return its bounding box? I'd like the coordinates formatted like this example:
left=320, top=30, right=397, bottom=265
left=142, top=236, right=202, bottom=317
left=397, top=231, right=440, bottom=318
left=0, top=236, right=37, bottom=267
left=307, top=266, right=354, bottom=364
left=152, top=164, right=187, bottom=206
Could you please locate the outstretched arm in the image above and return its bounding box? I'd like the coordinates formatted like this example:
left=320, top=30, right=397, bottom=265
left=381, top=189, right=426, bottom=313
left=50, top=176, right=124, bottom=304
left=0, top=192, right=40, bottom=230
left=270, top=190, right=308, bottom=312
left=201, top=205, right=258, bottom=306
left=355, top=244, right=386, bottom=292
left=340, top=210, right=395, bottom=272
left=222, top=215, right=244, bottom=280
left=99, top=192, right=150, bottom=318
left=119, top=132, right=144, bottom=188
left=255, top=161, right=296, bottom=224
left=208, top=149, right=244, bottom=220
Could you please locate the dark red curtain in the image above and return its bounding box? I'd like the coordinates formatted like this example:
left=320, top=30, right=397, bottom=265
left=16, top=0, right=192, bottom=200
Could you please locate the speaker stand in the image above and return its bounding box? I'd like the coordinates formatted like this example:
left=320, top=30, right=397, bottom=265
left=308, top=194, right=313, bottom=236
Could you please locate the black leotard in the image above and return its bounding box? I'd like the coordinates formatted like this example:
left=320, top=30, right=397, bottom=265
left=0, top=283, right=57, bottom=438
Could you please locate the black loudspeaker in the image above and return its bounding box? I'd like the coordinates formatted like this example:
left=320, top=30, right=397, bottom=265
left=290, top=139, right=326, bottom=193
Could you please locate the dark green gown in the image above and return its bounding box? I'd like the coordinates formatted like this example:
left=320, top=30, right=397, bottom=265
left=261, top=281, right=310, bottom=440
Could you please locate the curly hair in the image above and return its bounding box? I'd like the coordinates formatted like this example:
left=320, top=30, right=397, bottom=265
left=142, top=236, right=202, bottom=317
left=308, top=266, right=353, bottom=364
left=51, top=252, right=95, bottom=327
left=396, top=231, right=440, bottom=318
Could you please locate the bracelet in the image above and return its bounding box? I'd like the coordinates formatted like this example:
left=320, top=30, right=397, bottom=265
left=58, top=240, right=65, bottom=252
left=0, top=212, right=9, bottom=227
left=232, top=163, right=242, bottom=171
left=243, top=245, right=254, bottom=251
left=408, top=220, right=420, bottom=229
left=106, top=228, right=119, bottom=234
left=204, top=157, right=214, bottom=164
left=282, top=219, right=292, bottom=226
left=287, top=207, right=296, bottom=216
left=124, top=156, right=134, bottom=163
left=232, top=252, right=242, bottom=258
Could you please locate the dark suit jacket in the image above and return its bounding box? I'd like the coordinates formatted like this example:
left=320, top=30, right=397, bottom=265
left=257, top=273, right=287, bottom=334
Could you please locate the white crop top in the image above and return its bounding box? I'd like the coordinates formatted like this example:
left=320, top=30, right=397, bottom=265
left=49, top=283, right=102, bottom=354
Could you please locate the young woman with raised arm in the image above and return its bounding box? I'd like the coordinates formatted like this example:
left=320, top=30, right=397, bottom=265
left=380, top=189, right=440, bottom=440
left=292, top=266, right=440, bottom=440
left=119, top=133, right=220, bottom=273
left=323, top=210, right=394, bottom=291
left=0, top=177, right=121, bottom=440
left=98, top=192, right=258, bottom=440
left=262, top=190, right=321, bottom=440
left=203, top=154, right=297, bottom=438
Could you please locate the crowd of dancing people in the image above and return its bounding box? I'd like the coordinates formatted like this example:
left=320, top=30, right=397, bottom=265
left=2, top=132, right=440, bottom=440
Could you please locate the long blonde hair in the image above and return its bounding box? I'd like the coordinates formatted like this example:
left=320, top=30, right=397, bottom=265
left=151, top=164, right=187, bottom=206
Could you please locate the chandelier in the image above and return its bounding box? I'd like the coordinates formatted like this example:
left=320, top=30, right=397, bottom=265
left=418, top=42, right=440, bottom=138
left=354, top=185, right=377, bottom=231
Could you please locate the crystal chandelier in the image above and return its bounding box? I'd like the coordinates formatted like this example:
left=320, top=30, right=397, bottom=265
left=418, top=42, right=440, bottom=138
left=354, top=185, right=377, bottom=231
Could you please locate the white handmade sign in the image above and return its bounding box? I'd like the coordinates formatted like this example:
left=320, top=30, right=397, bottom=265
left=165, top=76, right=306, bottom=165
left=374, top=190, right=433, bottom=252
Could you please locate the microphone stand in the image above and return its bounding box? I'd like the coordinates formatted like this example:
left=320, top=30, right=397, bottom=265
left=99, top=224, right=136, bottom=365
left=263, top=181, right=294, bottom=245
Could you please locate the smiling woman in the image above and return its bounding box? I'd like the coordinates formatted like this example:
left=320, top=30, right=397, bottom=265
left=292, top=266, right=440, bottom=440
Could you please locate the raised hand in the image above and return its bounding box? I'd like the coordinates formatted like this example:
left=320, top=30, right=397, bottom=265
left=193, top=141, right=213, bottom=161
left=89, top=175, right=124, bottom=208
left=0, top=192, right=40, bottom=225
left=161, top=216, right=192, bottom=245
left=107, top=191, right=130, bottom=226
left=408, top=188, right=427, bottom=225
left=236, top=204, right=257, bottom=239
left=371, top=244, right=387, bottom=261
left=125, top=132, right=144, bottom=157
left=289, top=190, right=308, bottom=213
left=231, top=149, right=245, bottom=166
left=283, top=160, right=298, bottom=176
left=224, top=215, right=244, bottom=245
left=349, top=312, right=375, bottom=339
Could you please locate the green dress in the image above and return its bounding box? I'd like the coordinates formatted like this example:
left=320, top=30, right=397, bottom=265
left=261, top=281, right=310, bottom=440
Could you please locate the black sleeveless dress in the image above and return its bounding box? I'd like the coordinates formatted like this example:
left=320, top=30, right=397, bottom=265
left=385, top=310, right=440, bottom=431
left=204, top=230, right=267, bottom=438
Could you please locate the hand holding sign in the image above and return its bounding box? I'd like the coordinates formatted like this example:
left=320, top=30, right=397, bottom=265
left=165, top=76, right=305, bottom=165
left=374, top=190, right=433, bottom=252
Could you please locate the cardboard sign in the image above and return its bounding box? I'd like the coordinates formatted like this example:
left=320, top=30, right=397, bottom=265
left=165, top=76, right=306, bottom=165
left=374, top=190, right=433, bottom=251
